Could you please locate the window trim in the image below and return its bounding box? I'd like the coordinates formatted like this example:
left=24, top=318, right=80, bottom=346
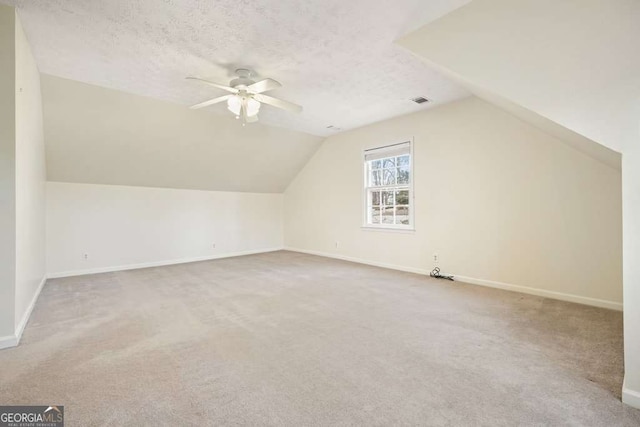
left=362, top=138, right=415, bottom=231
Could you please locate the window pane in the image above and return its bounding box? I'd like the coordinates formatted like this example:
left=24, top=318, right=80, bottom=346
left=371, top=207, right=381, bottom=224
left=371, top=191, right=381, bottom=206
left=381, top=191, right=393, bottom=206
left=382, top=207, right=394, bottom=224
left=395, top=206, right=409, bottom=225
left=370, top=170, right=382, bottom=186
left=382, top=168, right=396, bottom=185
left=395, top=190, right=409, bottom=205
left=364, top=149, right=412, bottom=228
left=397, top=166, right=410, bottom=184
left=397, top=155, right=410, bottom=166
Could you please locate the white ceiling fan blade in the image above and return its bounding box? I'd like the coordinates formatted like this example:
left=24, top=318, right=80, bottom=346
left=186, top=77, right=238, bottom=94
left=189, top=94, right=232, bottom=110
left=254, top=94, right=303, bottom=113
left=246, top=78, right=282, bottom=94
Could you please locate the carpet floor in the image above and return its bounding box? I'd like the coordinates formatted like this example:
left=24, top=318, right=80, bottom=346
left=1, top=251, right=639, bottom=426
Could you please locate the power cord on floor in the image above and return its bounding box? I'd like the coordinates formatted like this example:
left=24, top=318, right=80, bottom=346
left=430, top=267, right=454, bottom=281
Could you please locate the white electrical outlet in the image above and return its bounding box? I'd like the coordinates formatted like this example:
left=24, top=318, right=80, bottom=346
left=335, top=241, right=340, bottom=248
left=433, top=253, right=439, bottom=264
left=212, top=243, right=216, bottom=249
left=83, top=253, right=89, bottom=260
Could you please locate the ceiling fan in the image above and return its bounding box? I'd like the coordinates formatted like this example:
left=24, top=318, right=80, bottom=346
left=187, top=69, right=302, bottom=125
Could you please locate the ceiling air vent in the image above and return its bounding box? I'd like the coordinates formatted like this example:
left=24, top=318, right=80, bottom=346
left=411, top=96, right=430, bottom=104
left=326, top=125, right=341, bottom=131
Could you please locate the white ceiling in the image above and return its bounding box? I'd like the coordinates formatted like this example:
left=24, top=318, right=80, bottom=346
left=4, top=0, right=471, bottom=137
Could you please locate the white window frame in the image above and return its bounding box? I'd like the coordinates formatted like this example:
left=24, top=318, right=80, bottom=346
left=362, top=139, right=415, bottom=232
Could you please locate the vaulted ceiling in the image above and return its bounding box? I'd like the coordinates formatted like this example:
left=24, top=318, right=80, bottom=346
left=3, top=0, right=470, bottom=136
left=398, top=0, right=639, bottom=163
left=41, top=75, right=323, bottom=193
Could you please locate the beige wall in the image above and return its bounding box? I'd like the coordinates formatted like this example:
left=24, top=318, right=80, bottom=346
left=0, top=6, right=46, bottom=348
left=0, top=5, right=16, bottom=340
left=47, top=182, right=284, bottom=276
left=14, top=11, right=47, bottom=334
left=284, top=97, right=622, bottom=308
left=623, top=137, right=640, bottom=406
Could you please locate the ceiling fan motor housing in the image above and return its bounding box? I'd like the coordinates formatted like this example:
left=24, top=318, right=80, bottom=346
left=230, top=68, right=255, bottom=89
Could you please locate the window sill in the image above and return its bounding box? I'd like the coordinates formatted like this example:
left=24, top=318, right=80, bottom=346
left=360, top=226, right=415, bottom=234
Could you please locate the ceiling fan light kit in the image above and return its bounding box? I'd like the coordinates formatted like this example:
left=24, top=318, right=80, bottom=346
left=187, top=69, right=302, bottom=126
left=227, top=95, right=260, bottom=117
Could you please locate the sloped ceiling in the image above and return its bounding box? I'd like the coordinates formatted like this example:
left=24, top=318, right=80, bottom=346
left=42, top=75, right=323, bottom=193
left=3, top=0, right=471, bottom=137
left=398, top=0, right=640, bottom=158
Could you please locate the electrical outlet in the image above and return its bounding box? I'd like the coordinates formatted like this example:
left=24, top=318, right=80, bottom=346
left=335, top=241, right=340, bottom=248
left=433, top=253, right=439, bottom=264
left=83, top=253, right=89, bottom=261
left=212, top=243, right=216, bottom=249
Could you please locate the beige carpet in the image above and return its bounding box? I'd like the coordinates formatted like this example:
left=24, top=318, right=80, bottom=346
left=1, top=251, right=638, bottom=426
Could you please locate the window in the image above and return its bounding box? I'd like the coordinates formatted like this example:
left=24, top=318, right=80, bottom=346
left=363, top=141, right=413, bottom=230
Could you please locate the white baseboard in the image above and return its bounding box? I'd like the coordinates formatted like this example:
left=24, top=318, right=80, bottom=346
left=0, top=275, right=47, bottom=351
left=453, top=274, right=622, bottom=311
left=284, top=247, right=430, bottom=276
left=623, top=378, right=640, bottom=409
left=47, top=247, right=284, bottom=279
left=284, top=247, right=622, bottom=311
left=15, top=275, right=47, bottom=344
left=0, top=335, right=18, bottom=350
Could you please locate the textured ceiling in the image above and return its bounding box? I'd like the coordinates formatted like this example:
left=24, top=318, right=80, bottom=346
left=3, top=0, right=471, bottom=136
